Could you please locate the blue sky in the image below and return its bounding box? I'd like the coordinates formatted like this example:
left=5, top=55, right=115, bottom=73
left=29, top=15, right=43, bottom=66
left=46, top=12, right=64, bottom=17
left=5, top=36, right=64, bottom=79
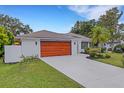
left=0, top=5, right=124, bottom=33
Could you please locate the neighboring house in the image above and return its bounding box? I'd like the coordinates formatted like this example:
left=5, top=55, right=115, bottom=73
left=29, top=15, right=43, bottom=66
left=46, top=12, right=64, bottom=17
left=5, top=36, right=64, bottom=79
left=103, top=31, right=124, bottom=49
left=103, top=28, right=124, bottom=49
left=104, top=40, right=124, bottom=49
left=4, top=30, right=91, bottom=63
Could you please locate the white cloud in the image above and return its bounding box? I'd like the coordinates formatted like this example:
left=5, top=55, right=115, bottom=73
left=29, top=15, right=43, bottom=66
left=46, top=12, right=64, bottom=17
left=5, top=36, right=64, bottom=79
left=68, top=5, right=121, bottom=20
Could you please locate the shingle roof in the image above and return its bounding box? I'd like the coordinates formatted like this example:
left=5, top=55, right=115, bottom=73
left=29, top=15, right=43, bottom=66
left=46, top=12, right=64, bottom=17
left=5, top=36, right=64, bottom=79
left=16, top=30, right=74, bottom=40
left=16, top=30, right=91, bottom=42
left=66, top=33, right=91, bottom=42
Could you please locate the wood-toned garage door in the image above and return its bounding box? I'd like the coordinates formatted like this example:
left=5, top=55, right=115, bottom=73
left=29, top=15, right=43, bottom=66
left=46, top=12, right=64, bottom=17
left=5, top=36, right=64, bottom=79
left=40, top=41, right=71, bottom=57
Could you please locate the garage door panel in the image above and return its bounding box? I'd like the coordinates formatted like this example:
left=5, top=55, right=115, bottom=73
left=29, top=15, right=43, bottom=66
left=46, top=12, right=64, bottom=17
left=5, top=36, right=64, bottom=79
left=41, top=50, right=71, bottom=54
left=41, top=50, right=70, bottom=52
left=41, top=48, right=70, bottom=51
left=40, top=41, right=71, bottom=57
left=41, top=51, right=70, bottom=54
left=41, top=48, right=70, bottom=50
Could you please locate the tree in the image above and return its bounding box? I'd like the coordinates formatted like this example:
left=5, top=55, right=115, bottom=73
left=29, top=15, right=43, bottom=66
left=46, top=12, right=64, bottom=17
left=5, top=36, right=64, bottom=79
left=71, top=19, right=96, bottom=37
left=0, top=26, right=14, bottom=56
left=71, top=21, right=81, bottom=34
left=98, top=7, right=123, bottom=46
left=80, top=19, right=96, bottom=37
left=119, top=23, right=124, bottom=31
left=89, top=25, right=110, bottom=47
left=0, top=14, right=33, bottom=36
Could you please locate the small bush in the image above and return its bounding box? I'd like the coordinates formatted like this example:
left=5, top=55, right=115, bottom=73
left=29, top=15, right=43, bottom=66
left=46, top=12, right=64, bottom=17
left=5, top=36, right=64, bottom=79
left=20, top=56, right=40, bottom=64
left=104, top=53, right=111, bottom=58
left=88, top=48, right=101, bottom=58
left=88, top=48, right=101, bottom=54
left=101, top=48, right=106, bottom=53
left=89, top=52, right=111, bottom=59
left=89, top=52, right=96, bottom=57
left=84, top=48, right=90, bottom=54
left=121, top=44, right=124, bottom=52
left=87, top=48, right=111, bottom=58
left=96, top=53, right=104, bottom=58
left=113, top=44, right=124, bottom=53
left=0, top=49, right=4, bottom=57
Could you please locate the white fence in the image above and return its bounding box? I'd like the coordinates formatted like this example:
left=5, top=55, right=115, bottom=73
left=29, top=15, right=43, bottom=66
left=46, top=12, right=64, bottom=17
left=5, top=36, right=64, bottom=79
left=4, top=45, right=22, bottom=63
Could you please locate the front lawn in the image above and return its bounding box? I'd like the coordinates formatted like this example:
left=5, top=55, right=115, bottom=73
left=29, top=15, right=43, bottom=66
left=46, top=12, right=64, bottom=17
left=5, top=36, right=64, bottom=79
left=93, top=53, right=124, bottom=68
left=0, top=58, right=82, bottom=88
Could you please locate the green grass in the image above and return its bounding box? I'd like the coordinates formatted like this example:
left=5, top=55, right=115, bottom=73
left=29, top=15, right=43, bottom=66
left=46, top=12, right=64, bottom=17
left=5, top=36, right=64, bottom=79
left=0, top=58, right=83, bottom=88
left=94, top=52, right=124, bottom=68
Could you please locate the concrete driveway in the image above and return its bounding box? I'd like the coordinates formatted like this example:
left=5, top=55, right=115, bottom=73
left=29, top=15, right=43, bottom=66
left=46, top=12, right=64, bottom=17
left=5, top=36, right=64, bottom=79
left=41, top=54, right=124, bottom=88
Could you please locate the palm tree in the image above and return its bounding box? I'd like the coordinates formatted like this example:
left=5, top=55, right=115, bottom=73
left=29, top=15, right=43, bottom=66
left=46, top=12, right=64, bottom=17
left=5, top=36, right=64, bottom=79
left=89, top=25, right=110, bottom=48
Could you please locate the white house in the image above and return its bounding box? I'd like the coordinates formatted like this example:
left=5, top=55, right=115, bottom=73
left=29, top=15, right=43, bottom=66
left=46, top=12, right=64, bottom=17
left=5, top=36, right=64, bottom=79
left=4, top=30, right=91, bottom=63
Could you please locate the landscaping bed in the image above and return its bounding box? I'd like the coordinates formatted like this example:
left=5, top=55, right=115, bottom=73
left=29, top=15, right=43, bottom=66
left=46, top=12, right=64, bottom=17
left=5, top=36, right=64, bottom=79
left=85, top=47, right=124, bottom=68
left=92, top=53, right=124, bottom=68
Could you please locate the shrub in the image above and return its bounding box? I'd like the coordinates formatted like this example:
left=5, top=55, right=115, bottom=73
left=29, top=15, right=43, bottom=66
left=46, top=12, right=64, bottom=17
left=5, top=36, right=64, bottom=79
left=88, top=48, right=101, bottom=54
left=0, top=26, right=14, bottom=56
left=84, top=48, right=90, bottom=54
left=20, top=56, right=40, bottom=64
left=88, top=48, right=101, bottom=58
left=121, top=44, right=124, bottom=52
left=89, top=52, right=111, bottom=59
left=88, top=48, right=111, bottom=58
left=0, top=49, right=4, bottom=57
left=96, top=53, right=104, bottom=58
left=113, top=44, right=123, bottom=53
left=104, top=53, right=111, bottom=58
left=89, top=52, right=96, bottom=57
left=101, top=47, right=106, bottom=53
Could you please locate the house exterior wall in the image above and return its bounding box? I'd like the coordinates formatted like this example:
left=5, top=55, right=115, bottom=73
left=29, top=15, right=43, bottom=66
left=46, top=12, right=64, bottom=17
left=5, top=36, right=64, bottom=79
left=71, top=40, right=78, bottom=55
left=77, top=40, right=82, bottom=53
left=22, top=39, right=78, bottom=57
left=21, top=39, right=40, bottom=58
left=4, top=37, right=90, bottom=63
left=74, top=39, right=90, bottom=53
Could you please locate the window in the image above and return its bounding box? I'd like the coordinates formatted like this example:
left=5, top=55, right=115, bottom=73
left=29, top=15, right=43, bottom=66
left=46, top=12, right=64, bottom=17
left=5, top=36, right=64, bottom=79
left=81, top=42, right=88, bottom=49
left=35, top=41, right=37, bottom=45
